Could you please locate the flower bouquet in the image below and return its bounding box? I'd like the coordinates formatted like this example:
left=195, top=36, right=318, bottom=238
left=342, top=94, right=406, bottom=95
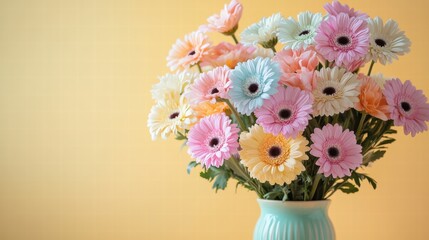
left=148, top=0, right=429, bottom=238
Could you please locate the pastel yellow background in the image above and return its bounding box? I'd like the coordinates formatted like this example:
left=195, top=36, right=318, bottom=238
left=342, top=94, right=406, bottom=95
left=1, top=0, right=429, bottom=239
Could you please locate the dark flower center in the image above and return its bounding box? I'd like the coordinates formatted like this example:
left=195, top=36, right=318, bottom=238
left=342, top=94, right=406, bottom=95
left=169, top=112, right=180, bottom=119
left=375, top=39, right=387, bottom=47
left=327, top=147, right=340, bottom=158
left=299, top=30, right=310, bottom=36
left=323, top=87, right=336, bottom=96
left=401, top=102, right=411, bottom=112
left=211, top=88, right=219, bottom=94
left=278, top=109, right=292, bottom=120
left=248, top=83, right=259, bottom=94
left=269, top=146, right=282, bottom=158
left=188, top=50, right=196, bottom=56
left=209, top=138, right=219, bottom=147
left=336, top=36, right=350, bottom=46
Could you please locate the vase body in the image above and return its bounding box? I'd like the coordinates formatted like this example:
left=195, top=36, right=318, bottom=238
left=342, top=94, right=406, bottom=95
left=254, top=199, right=335, bottom=240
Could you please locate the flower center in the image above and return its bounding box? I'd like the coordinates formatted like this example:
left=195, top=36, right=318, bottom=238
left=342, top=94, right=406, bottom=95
left=299, top=30, right=310, bottom=36
left=375, top=38, right=387, bottom=47
left=211, top=88, right=219, bottom=94
left=268, top=146, right=282, bottom=158
left=327, top=146, right=340, bottom=158
left=169, top=112, right=179, bottom=119
left=188, top=50, right=196, bottom=56
left=323, top=87, right=336, bottom=96
left=209, top=138, right=219, bottom=148
left=401, top=102, right=411, bottom=112
left=336, top=36, right=351, bottom=46
left=278, top=109, right=292, bottom=120
left=248, top=83, right=259, bottom=94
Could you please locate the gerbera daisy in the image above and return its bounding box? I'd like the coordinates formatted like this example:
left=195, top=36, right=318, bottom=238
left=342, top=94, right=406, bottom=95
left=229, top=57, right=281, bottom=115
left=383, top=79, right=429, bottom=137
left=148, top=97, right=195, bottom=140
left=151, top=71, right=199, bottom=102
left=315, top=13, right=369, bottom=66
left=324, top=1, right=368, bottom=19
left=254, top=86, right=313, bottom=138
left=239, top=124, right=310, bottom=185
left=277, top=11, right=324, bottom=50
left=192, top=101, right=229, bottom=120
left=366, top=17, right=411, bottom=65
left=313, top=67, right=360, bottom=116
left=371, top=73, right=388, bottom=89
left=187, top=113, right=240, bottom=168
left=273, top=47, right=320, bottom=91
left=201, top=42, right=256, bottom=69
left=186, top=66, right=231, bottom=105
left=240, top=13, right=284, bottom=48
left=355, top=74, right=390, bottom=121
left=310, top=124, right=362, bottom=178
left=167, top=31, right=211, bottom=72
left=199, top=0, right=243, bottom=35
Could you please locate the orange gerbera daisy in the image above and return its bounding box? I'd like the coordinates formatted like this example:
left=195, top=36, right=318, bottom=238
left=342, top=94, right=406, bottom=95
left=355, top=74, right=390, bottom=120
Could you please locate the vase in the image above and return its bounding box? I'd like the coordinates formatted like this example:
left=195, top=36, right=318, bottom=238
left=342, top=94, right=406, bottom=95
left=254, top=199, right=335, bottom=240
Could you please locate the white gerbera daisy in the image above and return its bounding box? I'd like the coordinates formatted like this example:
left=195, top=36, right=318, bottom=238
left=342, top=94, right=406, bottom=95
left=371, top=73, right=389, bottom=89
left=366, top=17, right=411, bottom=65
left=151, top=71, right=199, bottom=102
left=239, top=124, right=310, bottom=185
left=313, top=67, right=360, bottom=116
left=278, top=11, right=324, bottom=50
left=240, top=13, right=284, bottom=48
left=147, top=97, right=195, bottom=140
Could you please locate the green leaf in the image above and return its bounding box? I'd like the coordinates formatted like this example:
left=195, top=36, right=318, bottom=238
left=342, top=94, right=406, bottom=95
left=199, top=166, right=231, bottom=192
left=175, top=131, right=187, bottom=140
left=186, top=161, right=198, bottom=174
left=364, top=150, right=386, bottom=164
left=338, top=182, right=359, bottom=194
left=351, top=172, right=361, bottom=187
left=377, top=138, right=396, bottom=146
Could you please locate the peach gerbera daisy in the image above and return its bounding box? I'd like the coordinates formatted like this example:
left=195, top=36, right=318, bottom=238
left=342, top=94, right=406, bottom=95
left=201, top=42, right=256, bottom=69
left=355, top=74, right=390, bottom=120
left=193, top=101, right=229, bottom=120
left=167, top=31, right=211, bottom=72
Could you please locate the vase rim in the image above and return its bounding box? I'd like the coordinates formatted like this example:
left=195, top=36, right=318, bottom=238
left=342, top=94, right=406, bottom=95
left=257, top=198, right=331, bottom=208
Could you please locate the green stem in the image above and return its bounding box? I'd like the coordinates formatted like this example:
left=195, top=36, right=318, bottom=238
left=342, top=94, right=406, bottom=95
left=231, top=33, right=239, bottom=44
left=228, top=155, right=263, bottom=198
left=356, top=112, right=367, bottom=139
left=367, top=60, right=375, bottom=76
left=309, top=174, right=322, bottom=200
left=222, top=99, right=247, bottom=131
left=196, top=63, right=203, bottom=73
left=324, top=178, right=349, bottom=199
left=270, top=46, right=277, bottom=53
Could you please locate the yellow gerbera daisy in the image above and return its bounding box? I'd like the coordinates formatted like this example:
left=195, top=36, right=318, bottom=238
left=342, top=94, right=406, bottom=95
left=239, top=124, right=309, bottom=185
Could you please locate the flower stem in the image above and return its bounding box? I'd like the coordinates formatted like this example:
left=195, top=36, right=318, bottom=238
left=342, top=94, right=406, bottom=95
left=222, top=99, right=247, bottom=131
left=367, top=60, right=375, bottom=76
left=309, top=174, right=322, bottom=200
left=356, top=112, right=367, bottom=140
left=231, top=33, right=239, bottom=44
left=270, top=46, right=277, bottom=53
left=196, top=62, right=203, bottom=73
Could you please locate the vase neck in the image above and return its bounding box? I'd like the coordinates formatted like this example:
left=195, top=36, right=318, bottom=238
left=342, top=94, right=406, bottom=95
left=257, top=199, right=331, bottom=215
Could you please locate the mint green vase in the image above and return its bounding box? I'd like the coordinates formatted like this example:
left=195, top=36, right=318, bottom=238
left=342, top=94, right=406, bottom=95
left=254, top=199, right=335, bottom=240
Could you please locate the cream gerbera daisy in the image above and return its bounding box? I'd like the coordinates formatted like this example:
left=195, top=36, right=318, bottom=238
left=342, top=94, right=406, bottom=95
left=366, top=17, right=411, bottom=65
left=239, top=124, right=309, bottom=185
left=313, top=67, right=360, bottom=116
left=240, top=13, right=284, bottom=49
left=151, top=71, right=199, bottom=102
left=277, top=11, right=324, bottom=50
left=147, top=97, right=195, bottom=140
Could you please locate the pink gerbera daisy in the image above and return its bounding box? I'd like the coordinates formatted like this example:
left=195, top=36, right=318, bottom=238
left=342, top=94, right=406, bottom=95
left=200, top=0, right=243, bottom=34
left=201, top=42, right=256, bottom=69
left=187, top=113, right=240, bottom=168
left=383, top=79, right=429, bottom=137
left=273, top=47, right=320, bottom=91
left=167, top=31, right=211, bottom=72
left=310, top=124, right=362, bottom=178
left=324, top=1, right=368, bottom=19
left=254, top=86, right=313, bottom=138
left=186, top=66, right=231, bottom=105
left=315, top=13, right=369, bottom=66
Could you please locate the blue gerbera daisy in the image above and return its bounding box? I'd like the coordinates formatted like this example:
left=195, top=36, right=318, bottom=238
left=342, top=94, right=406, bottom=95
left=229, top=57, right=281, bottom=115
